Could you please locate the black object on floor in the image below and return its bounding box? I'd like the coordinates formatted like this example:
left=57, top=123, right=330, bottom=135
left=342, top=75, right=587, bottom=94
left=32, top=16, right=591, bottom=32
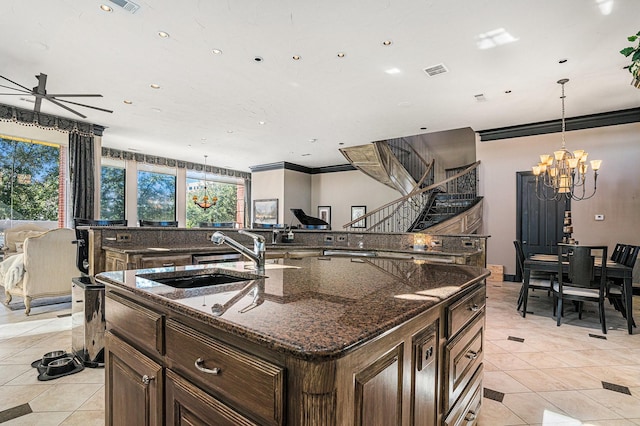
left=0, top=403, right=32, bottom=423
left=507, top=336, right=525, bottom=343
left=31, top=350, right=84, bottom=381
left=602, top=381, right=632, bottom=395
left=483, top=388, right=505, bottom=403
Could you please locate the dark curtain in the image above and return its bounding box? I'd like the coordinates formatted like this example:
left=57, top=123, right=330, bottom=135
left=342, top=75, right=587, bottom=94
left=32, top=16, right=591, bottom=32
left=69, top=132, right=95, bottom=220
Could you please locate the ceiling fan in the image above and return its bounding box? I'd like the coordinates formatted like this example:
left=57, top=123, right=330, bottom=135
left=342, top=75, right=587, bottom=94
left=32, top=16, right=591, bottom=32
left=0, top=72, right=113, bottom=119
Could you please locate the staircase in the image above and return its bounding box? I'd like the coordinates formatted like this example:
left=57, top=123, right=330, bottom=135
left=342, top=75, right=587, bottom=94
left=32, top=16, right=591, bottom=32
left=341, top=139, right=482, bottom=234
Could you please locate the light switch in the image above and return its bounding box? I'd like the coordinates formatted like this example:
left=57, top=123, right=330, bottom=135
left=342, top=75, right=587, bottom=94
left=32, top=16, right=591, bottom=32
left=595, top=214, right=604, bottom=221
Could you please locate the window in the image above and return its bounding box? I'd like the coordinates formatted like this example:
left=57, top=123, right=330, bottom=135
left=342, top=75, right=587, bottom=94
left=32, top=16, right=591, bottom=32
left=137, top=170, right=176, bottom=221
left=186, top=175, right=244, bottom=228
left=100, top=165, right=125, bottom=220
left=0, top=136, right=63, bottom=227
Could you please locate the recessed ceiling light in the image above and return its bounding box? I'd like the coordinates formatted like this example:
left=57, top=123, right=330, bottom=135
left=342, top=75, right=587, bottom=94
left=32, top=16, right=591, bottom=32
left=338, top=142, right=344, bottom=145
left=151, top=108, right=162, bottom=112
left=301, top=153, right=311, bottom=156
left=100, top=4, right=113, bottom=12
left=382, top=40, right=393, bottom=46
left=504, top=90, right=512, bottom=94
left=258, top=121, right=266, bottom=125
left=123, top=100, right=133, bottom=104
left=158, top=31, right=170, bottom=38
left=292, top=55, right=301, bottom=60
left=420, top=127, right=427, bottom=130
left=337, top=52, right=346, bottom=58
left=309, top=138, right=317, bottom=143
left=558, top=58, right=568, bottom=64
left=212, top=49, right=222, bottom=55
left=227, top=130, right=234, bottom=133
left=254, top=56, right=263, bottom=62
left=385, top=67, right=401, bottom=75
left=150, top=83, right=160, bottom=89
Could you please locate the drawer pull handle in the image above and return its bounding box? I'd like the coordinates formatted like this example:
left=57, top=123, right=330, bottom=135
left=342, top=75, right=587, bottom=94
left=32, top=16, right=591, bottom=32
left=195, top=357, right=221, bottom=375
left=162, top=263, right=175, bottom=267
left=141, top=375, right=155, bottom=385
left=469, top=303, right=480, bottom=312
left=465, top=350, right=479, bottom=360
left=465, top=410, right=477, bottom=421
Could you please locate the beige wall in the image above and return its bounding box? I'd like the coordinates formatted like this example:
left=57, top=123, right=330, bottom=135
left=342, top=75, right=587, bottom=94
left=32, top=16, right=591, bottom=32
left=250, top=169, right=285, bottom=224
left=477, top=122, right=640, bottom=276
left=311, top=170, right=400, bottom=230
left=283, top=169, right=311, bottom=226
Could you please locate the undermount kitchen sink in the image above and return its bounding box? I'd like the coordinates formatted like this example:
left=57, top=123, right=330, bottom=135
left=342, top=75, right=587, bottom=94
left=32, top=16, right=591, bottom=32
left=140, top=272, right=259, bottom=289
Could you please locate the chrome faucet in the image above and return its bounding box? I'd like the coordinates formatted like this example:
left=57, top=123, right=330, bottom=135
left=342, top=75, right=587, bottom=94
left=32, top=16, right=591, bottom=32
left=211, top=230, right=266, bottom=272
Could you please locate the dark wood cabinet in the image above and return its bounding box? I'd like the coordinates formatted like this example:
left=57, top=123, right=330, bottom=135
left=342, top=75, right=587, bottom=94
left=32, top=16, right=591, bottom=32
left=105, top=331, right=163, bottom=426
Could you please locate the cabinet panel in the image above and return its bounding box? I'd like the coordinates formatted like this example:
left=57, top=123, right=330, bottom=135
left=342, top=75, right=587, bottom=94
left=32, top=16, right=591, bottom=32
left=444, top=313, right=484, bottom=414
left=166, top=369, right=257, bottom=426
left=444, top=364, right=483, bottom=426
left=106, top=292, right=164, bottom=357
left=411, top=320, right=438, bottom=426
left=353, top=344, right=403, bottom=426
left=140, top=254, right=192, bottom=268
left=165, top=319, right=284, bottom=426
left=447, top=286, right=486, bottom=338
left=106, top=332, right=163, bottom=426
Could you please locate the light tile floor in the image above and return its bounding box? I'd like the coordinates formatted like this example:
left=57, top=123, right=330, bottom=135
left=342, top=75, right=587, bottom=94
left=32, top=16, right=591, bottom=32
left=0, top=282, right=638, bottom=425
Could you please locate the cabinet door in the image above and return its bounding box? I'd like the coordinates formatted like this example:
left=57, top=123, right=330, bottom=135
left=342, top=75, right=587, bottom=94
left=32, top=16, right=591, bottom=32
left=105, top=253, right=127, bottom=271
left=412, top=320, right=439, bottom=426
left=166, top=369, right=258, bottom=426
left=353, top=344, right=403, bottom=426
left=140, top=254, right=193, bottom=268
left=105, top=332, right=163, bottom=426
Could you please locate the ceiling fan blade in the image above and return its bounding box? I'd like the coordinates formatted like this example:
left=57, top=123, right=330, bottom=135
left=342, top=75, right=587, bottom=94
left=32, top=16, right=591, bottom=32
left=34, top=73, right=48, bottom=95
left=0, top=75, right=32, bottom=92
left=0, top=83, right=31, bottom=93
left=0, top=92, right=31, bottom=95
left=46, top=97, right=87, bottom=118
left=53, top=97, right=113, bottom=114
left=46, top=93, right=104, bottom=98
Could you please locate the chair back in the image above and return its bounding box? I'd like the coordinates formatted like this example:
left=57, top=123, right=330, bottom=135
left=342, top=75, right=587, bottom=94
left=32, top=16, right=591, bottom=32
left=619, top=244, right=640, bottom=268
left=514, top=240, right=525, bottom=279
left=139, top=220, right=178, bottom=227
left=560, top=245, right=608, bottom=290
left=611, top=243, right=625, bottom=263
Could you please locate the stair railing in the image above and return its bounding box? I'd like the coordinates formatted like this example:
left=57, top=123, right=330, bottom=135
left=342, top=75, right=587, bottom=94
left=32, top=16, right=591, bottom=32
left=343, top=161, right=480, bottom=232
left=386, top=137, right=435, bottom=187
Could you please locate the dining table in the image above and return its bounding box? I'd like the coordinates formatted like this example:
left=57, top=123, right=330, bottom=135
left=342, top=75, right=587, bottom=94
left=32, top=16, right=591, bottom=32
left=522, top=253, right=635, bottom=334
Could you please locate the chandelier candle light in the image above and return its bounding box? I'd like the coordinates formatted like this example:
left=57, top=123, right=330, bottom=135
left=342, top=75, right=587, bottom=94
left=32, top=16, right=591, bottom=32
left=532, top=79, right=602, bottom=201
left=193, top=155, right=217, bottom=210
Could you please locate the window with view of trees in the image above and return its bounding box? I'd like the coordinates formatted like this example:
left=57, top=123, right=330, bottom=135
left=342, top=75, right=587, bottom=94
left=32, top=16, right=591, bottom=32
left=137, top=170, right=176, bottom=221
left=0, top=137, right=61, bottom=223
left=100, top=166, right=125, bottom=220
left=186, top=179, right=240, bottom=228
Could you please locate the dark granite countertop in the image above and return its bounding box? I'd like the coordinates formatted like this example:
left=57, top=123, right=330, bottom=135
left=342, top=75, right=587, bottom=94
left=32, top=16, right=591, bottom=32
left=96, top=256, right=489, bottom=360
left=101, top=244, right=475, bottom=259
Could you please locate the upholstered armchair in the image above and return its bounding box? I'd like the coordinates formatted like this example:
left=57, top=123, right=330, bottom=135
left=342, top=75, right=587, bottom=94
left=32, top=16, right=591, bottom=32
left=3, top=228, right=79, bottom=315
left=2, top=224, right=47, bottom=258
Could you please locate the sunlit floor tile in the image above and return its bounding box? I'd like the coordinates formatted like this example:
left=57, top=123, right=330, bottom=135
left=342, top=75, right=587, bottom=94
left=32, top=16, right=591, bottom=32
left=538, top=390, right=623, bottom=421
left=29, top=383, right=103, bottom=413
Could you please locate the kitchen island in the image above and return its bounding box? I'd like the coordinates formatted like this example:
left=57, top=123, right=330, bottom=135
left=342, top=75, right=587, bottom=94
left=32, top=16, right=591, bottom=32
left=97, top=254, right=489, bottom=425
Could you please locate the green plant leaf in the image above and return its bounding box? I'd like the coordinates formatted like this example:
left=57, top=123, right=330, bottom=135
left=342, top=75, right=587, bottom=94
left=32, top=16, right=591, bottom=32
left=620, top=47, right=634, bottom=57
left=628, top=35, right=638, bottom=42
left=633, top=50, right=640, bottom=62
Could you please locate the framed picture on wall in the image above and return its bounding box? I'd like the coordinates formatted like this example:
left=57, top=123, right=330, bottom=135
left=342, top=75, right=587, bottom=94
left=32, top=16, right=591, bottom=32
left=253, top=199, right=278, bottom=225
left=318, top=206, right=331, bottom=225
left=351, top=205, right=366, bottom=228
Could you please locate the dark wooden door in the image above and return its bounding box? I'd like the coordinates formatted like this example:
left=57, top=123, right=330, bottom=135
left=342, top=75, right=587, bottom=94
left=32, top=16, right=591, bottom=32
left=516, top=172, right=568, bottom=278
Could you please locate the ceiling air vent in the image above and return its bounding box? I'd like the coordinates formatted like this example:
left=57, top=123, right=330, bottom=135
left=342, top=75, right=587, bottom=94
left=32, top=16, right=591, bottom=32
left=109, top=0, right=140, bottom=13
left=423, top=63, right=448, bottom=77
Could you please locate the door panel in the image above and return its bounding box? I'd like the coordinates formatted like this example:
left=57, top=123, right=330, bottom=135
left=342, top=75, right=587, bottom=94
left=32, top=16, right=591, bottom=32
left=516, top=172, right=568, bottom=278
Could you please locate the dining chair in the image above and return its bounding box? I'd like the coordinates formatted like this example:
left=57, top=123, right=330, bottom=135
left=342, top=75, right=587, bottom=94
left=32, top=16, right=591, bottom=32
left=139, top=220, right=179, bottom=227
left=606, top=244, right=638, bottom=327
left=514, top=240, right=553, bottom=311
left=552, top=245, right=608, bottom=334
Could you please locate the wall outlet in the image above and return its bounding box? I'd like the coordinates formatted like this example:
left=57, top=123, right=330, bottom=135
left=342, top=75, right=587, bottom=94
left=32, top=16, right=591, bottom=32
left=337, top=235, right=347, bottom=242
left=595, top=214, right=605, bottom=221
left=116, top=233, right=132, bottom=242
left=431, top=240, right=442, bottom=247
left=324, top=235, right=334, bottom=243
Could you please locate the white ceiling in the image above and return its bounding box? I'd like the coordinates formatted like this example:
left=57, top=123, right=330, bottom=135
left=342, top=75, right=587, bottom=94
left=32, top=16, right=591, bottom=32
left=1, top=0, right=639, bottom=172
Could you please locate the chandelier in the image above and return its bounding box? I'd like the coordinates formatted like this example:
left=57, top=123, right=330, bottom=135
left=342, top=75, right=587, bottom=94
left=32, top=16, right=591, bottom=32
left=532, top=79, right=602, bottom=201
left=193, top=155, right=217, bottom=210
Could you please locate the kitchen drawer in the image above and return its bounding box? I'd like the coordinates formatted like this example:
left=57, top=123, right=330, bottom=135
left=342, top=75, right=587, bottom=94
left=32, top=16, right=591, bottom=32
left=106, top=292, right=163, bottom=357
left=140, top=254, right=193, bottom=268
left=444, top=313, right=484, bottom=413
left=166, top=369, right=258, bottom=426
left=165, top=319, right=284, bottom=426
left=444, top=364, right=483, bottom=426
left=447, top=285, right=485, bottom=338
